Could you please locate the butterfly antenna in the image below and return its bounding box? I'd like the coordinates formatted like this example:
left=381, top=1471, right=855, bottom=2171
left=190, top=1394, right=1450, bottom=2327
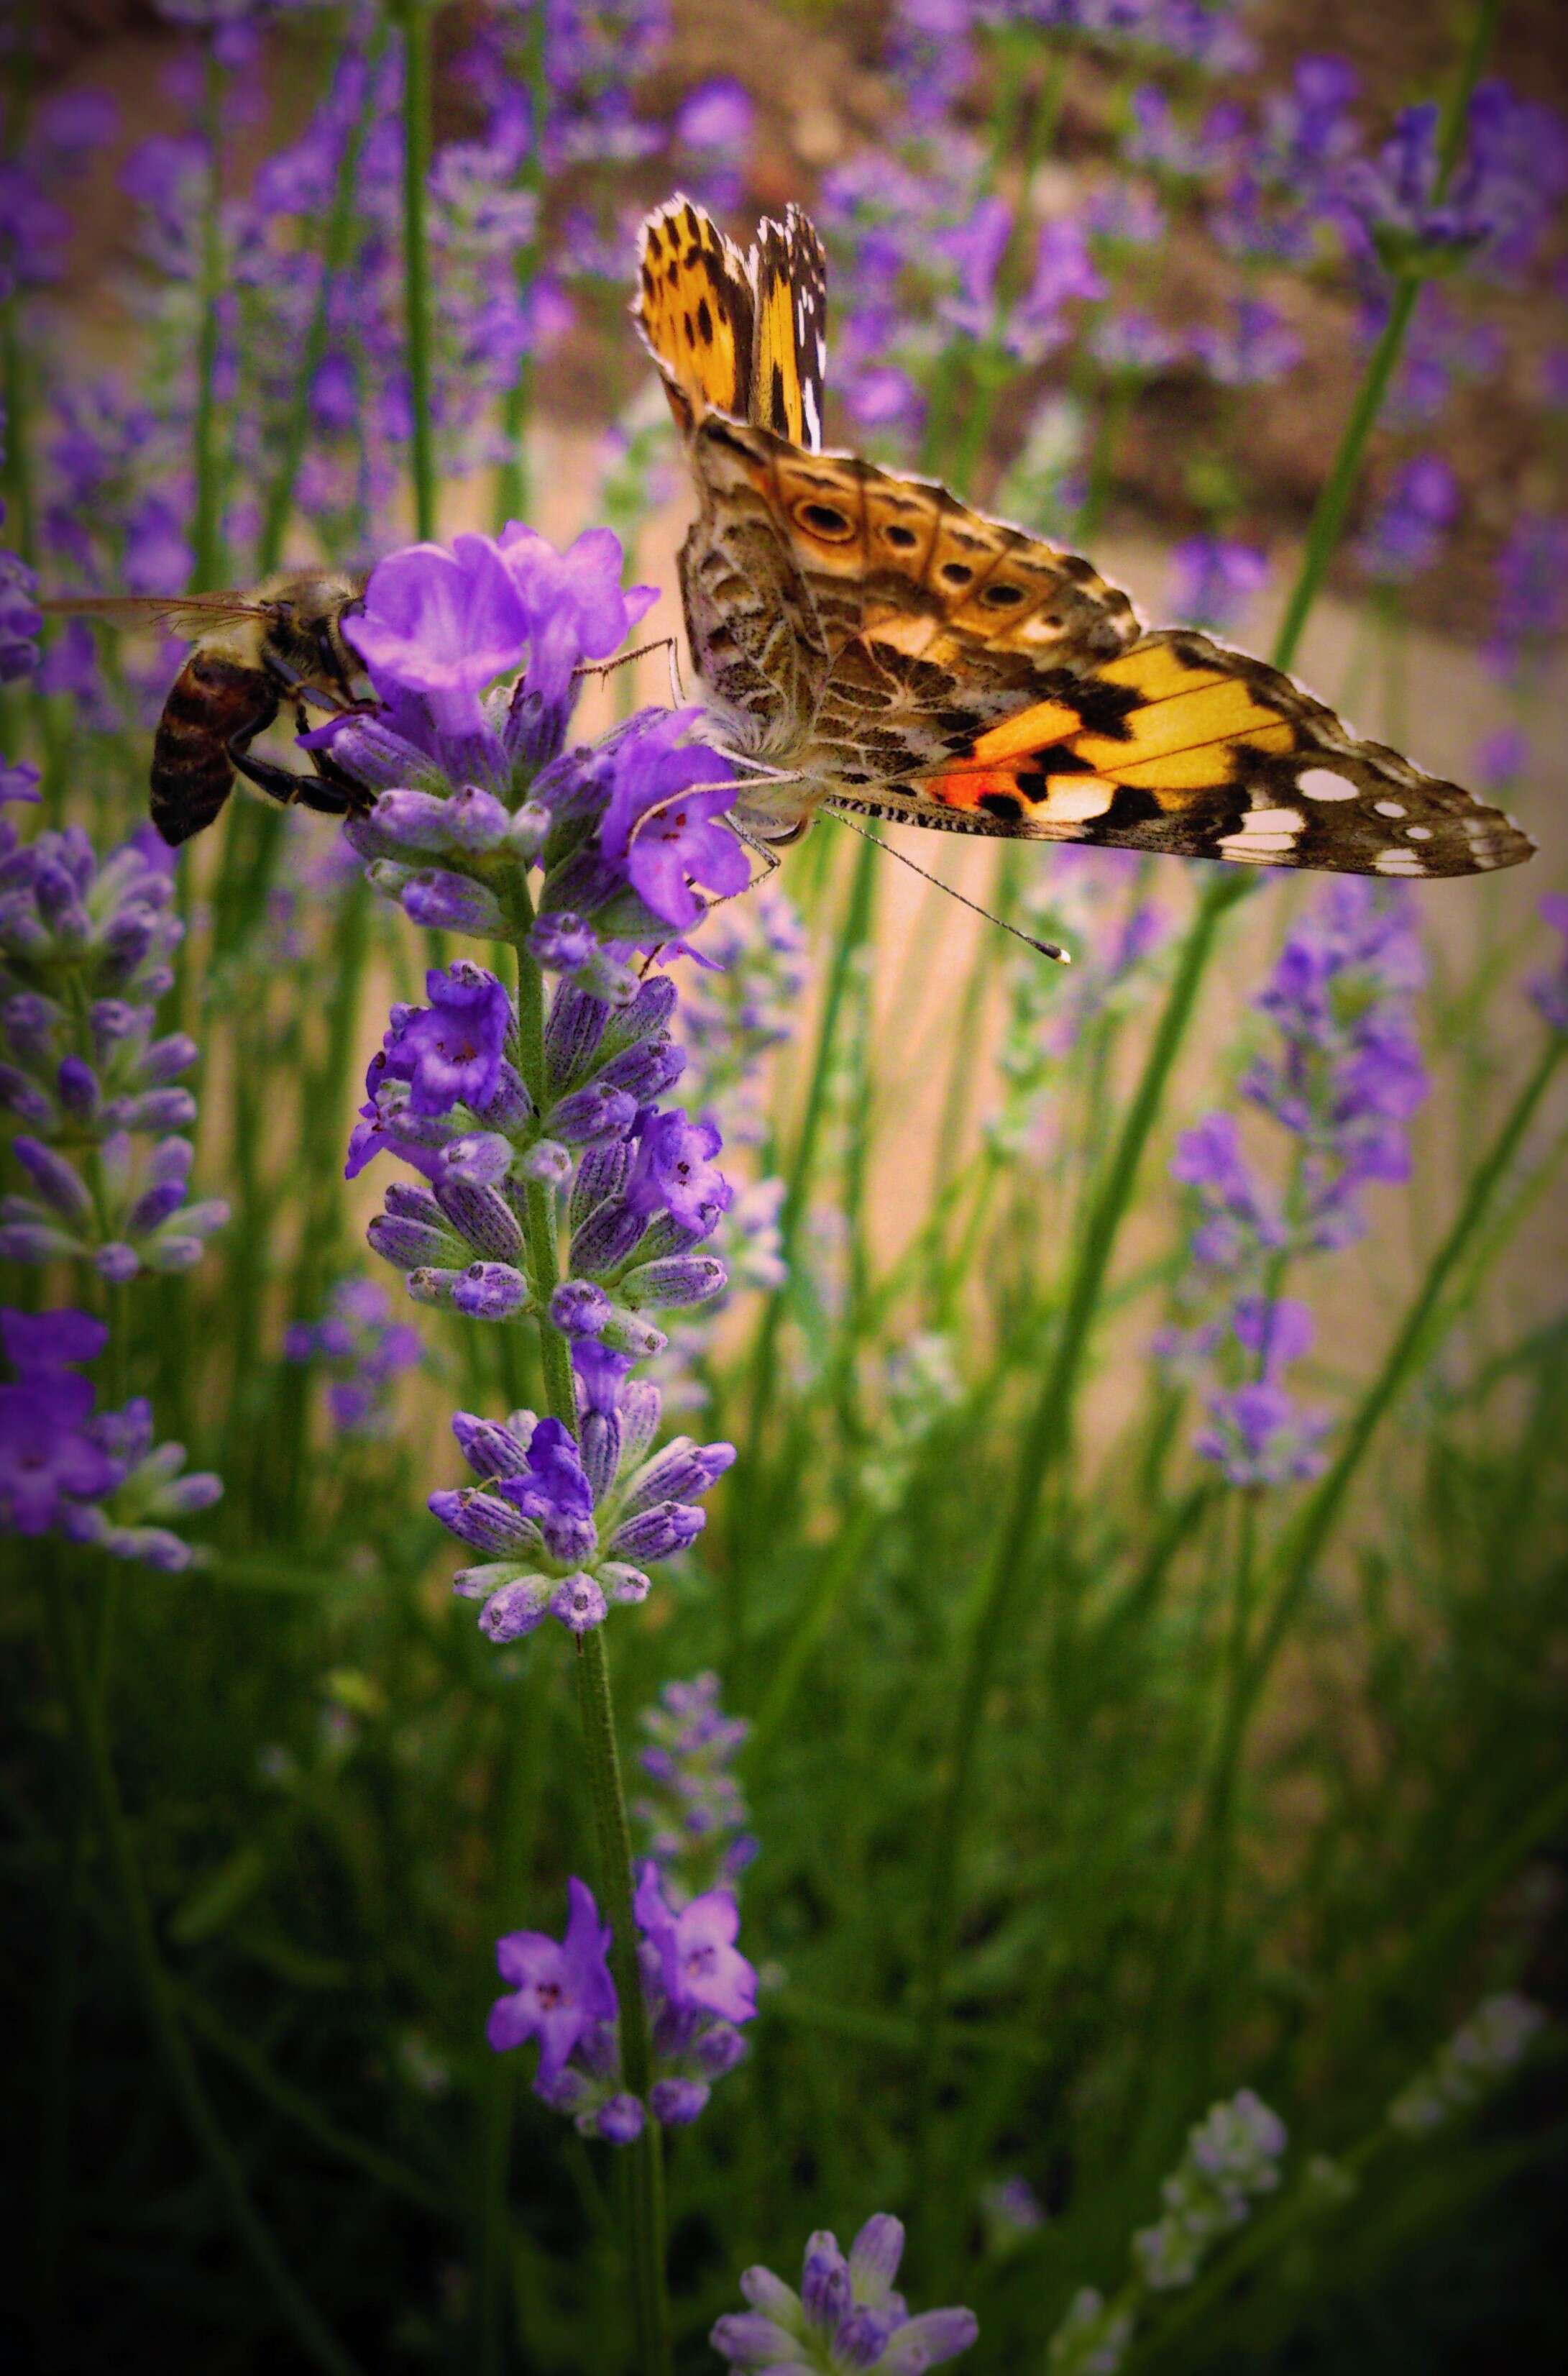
left=828, top=812, right=1069, bottom=964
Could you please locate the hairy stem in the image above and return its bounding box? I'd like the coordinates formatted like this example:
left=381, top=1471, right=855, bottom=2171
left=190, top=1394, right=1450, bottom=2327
left=397, top=0, right=437, bottom=540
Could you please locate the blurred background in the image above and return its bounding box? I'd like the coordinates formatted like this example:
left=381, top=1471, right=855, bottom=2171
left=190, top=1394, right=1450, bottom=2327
left=4, top=4, right=1567, bottom=2372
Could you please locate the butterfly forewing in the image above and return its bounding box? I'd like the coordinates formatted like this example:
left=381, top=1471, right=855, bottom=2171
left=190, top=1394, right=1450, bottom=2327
left=842, top=631, right=1533, bottom=878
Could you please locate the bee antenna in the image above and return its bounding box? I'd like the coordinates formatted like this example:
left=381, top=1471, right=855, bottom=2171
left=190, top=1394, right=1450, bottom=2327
left=828, top=812, right=1069, bottom=964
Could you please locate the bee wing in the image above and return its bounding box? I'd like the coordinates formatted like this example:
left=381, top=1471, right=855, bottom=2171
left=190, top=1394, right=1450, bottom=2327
left=38, top=592, right=272, bottom=639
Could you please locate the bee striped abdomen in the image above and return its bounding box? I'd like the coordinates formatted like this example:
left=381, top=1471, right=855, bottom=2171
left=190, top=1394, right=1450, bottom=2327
left=150, top=653, right=278, bottom=847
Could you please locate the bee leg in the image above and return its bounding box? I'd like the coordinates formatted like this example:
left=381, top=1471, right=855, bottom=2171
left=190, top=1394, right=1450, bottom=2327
left=229, top=740, right=355, bottom=818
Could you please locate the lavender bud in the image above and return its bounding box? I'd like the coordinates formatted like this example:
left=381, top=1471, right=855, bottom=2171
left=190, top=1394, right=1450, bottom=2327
left=0, top=1218, right=74, bottom=1261
left=368, top=1213, right=457, bottom=1271
left=504, top=800, right=550, bottom=858
left=601, top=973, right=677, bottom=1054
left=159, top=1471, right=223, bottom=1515
left=0, top=1065, right=52, bottom=1124
left=623, top=1439, right=736, bottom=1511
left=3, top=992, right=58, bottom=1059
left=400, top=869, right=506, bottom=938
left=597, top=1308, right=668, bottom=1361
left=610, top=1502, right=707, bottom=1563
left=694, top=2024, right=747, bottom=2078
left=650, top=2078, right=709, bottom=2126
left=429, top=1487, right=542, bottom=1558
left=550, top=1278, right=611, bottom=1337
left=127, top=1178, right=188, bottom=1235
left=177, top=1198, right=229, bottom=1238
left=439, top=1133, right=513, bottom=1188
left=98, top=910, right=155, bottom=982
left=12, top=1134, right=91, bottom=1223
left=570, top=949, right=639, bottom=1006
left=595, top=2093, right=646, bottom=2144
left=570, top=1136, right=631, bottom=1225
left=146, top=1136, right=194, bottom=1187
left=111, top=1087, right=197, bottom=1132
left=569, top=1200, right=647, bottom=1276
left=619, top=1254, right=728, bottom=1310
left=142, top=1235, right=202, bottom=1272
left=436, top=1182, right=526, bottom=1264
left=472, top=1059, right=532, bottom=1134
left=544, top=983, right=609, bottom=1087
left=452, top=1410, right=533, bottom=1478
left=405, top=1266, right=463, bottom=1307
left=598, top=1038, right=685, bottom=1101
left=367, top=788, right=468, bottom=852
left=578, top=1409, right=623, bottom=1504
left=58, top=1055, right=101, bottom=1120
left=549, top=1572, right=608, bottom=1634
left=477, top=1575, right=553, bottom=1642
left=519, top=1138, right=572, bottom=1185
left=451, top=1560, right=523, bottom=1601
left=384, top=1179, right=446, bottom=1225
left=598, top=1561, right=651, bottom=1606
left=550, top=1084, right=638, bottom=1146
left=452, top=1261, right=530, bottom=1320
left=140, top=1032, right=199, bottom=1084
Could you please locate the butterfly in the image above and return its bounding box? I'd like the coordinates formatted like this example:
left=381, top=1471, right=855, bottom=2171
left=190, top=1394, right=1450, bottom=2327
left=632, top=193, right=1533, bottom=882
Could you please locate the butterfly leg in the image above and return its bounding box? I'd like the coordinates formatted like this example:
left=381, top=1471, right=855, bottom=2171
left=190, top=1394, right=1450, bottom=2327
left=571, top=637, right=686, bottom=703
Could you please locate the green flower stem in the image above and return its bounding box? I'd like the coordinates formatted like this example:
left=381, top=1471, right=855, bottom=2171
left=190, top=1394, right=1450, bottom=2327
left=495, top=3, right=547, bottom=528
left=45, top=1574, right=362, bottom=2376
left=502, top=894, right=671, bottom=2374
left=257, top=20, right=388, bottom=575
left=744, top=1498, right=882, bottom=1765
left=190, top=43, right=227, bottom=592
left=396, top=0, right=437, bottom=541
left=575, top=1627, right=673, bottom=2376
left=1237, top=1029, right=1566, bottom=1730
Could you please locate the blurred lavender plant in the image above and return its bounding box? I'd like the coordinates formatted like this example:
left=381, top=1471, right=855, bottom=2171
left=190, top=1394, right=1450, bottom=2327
left=633, top=1669, right=756, bottom=1905
left=0, top=1306, right=219, bottom=1568
left=0, top=821, right=226, bottom=1279
left=1388, top=1993, right=1546, bottom=2134
left=1163, top=881, right=1428, bottom=1486
left=282, top=1276, right=423, bottom=1438
left=711, top=2212, right=977, bottom=2374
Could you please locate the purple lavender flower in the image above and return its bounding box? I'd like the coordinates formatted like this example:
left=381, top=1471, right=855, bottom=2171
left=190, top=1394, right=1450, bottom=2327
left=1528, top=895, right=1568, bottom=1035
left=487, top=1878, right=618, bottom=2082
left=1188, top=297, right=1302, bottom=387
left=487, top=1858, right=757, bottom=2140
left=1170, top=536, right=1269, bottom=634
left=711, top=2214, right=977, bottom=2372
left=1356, top=456, right=1458, bottom=583
left=1485, top=512, right=1568, bottom=685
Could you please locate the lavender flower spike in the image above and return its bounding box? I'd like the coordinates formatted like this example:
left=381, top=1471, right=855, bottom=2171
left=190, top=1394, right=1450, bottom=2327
left=711, top=2216, right=976, bottom=2372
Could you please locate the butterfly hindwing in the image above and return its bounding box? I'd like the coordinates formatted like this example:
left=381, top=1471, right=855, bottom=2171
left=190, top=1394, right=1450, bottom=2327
left=833, top=631, right=1532, bottom=879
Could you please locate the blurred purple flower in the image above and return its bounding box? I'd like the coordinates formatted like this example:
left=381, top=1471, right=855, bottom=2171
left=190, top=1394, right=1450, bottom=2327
left=1528, top=895, right=1568, bottom=1034
left=1356, top=456, right=1458, bottom=583
left=1170, top=536, right=1269, bottom=633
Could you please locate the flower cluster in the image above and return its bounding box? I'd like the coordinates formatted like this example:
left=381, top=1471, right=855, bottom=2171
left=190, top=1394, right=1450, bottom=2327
left=1162, top=881, right=1429, bottom=1488
left=433, top=1341, right=733, bottom=1645
left=283, top=1278, right=424, bottom=1438
left=711, top=2214, right=977, bottom=2374
left=487, top=1860, right=756, bottom=2142
left=0, top=1307, right=221, bottom=1569
left=1046, top=2088, right=1287, bottom=2374
left=633, top=1670, right=756, bottom=1905
left=0, top=823, right=227, bottom=1279
left=1388, top=1993, right=1546, bottom=2136
left=1131, top=2088, right=1288, bottom=2288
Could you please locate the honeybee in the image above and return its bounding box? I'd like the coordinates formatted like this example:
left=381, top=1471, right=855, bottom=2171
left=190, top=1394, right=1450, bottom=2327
left=41, top=569, right=372, bottom=846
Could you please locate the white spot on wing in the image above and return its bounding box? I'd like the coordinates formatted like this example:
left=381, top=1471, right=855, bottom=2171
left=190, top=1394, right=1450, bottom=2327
left=1373, top=798, right=1406, bottom=818
left=1239, top=805, right=1306, bottom=836
left=1298, top=767, right=1360, bottom=802
left=1375, top=849, right=1427, bottom=875
left=1406, top=825, right=1433, bottom=841
left=1042, top=777, right=1116, bottom=823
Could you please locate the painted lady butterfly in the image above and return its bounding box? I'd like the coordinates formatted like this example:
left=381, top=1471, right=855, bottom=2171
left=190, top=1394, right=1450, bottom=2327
left=633, top=194, right=1533, bottom=882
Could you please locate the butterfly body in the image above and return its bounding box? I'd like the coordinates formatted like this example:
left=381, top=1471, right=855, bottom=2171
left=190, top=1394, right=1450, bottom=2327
left=635, top=193, right=1533, bottom=882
